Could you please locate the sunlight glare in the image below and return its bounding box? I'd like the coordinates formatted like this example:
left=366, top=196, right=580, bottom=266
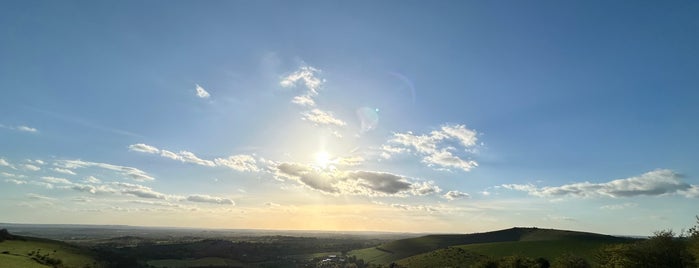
left=315, top=151, right=331, bottom=168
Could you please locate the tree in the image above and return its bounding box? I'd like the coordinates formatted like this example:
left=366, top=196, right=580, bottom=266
left=688, top=216, right=699, bottom=261
left=596, top=229, right=696, bottom=268
left=551, top=253, right=590, bottom=268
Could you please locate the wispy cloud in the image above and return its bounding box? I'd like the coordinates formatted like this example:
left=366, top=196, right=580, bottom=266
left=115, top=182, right=170, bottom=200
left=214, top=155, right=259, bottom=172
left=55, top=159, right=155, bottom=182
left=83, top=176, right=101, bottom=184
left=53, top=168, right=76, bottom=175
left=301, top=109, right=346, bottom=127
left=600, top=202, right=638, bottom=210
left=4, top=179, right=27, bottom=185
left=27, top=159, right=45, bottom=165
left=23, top=164, right=41, bottom=171
left=41, top=176, right=73, bottom=185
left=128, top=143, right=160, bottom=154
left=280, top=65, right=349, bottom=132
left=0, top=158, right=15, bottom=169
left=382, top=124, right=479, bottom=172
left=291, top=95, right=315, bottom=107
left=195, top=84, right=211, bottom=98
left=274, top=162, right=441, bottom=197
left=501, top=169, right=698, bottom=198
left=71, top=184, right=115, bottom=194
left=389, top=203, right=440, bottom=213
left=0, top=124, right=38, bottom=133
left=129, top=143, right=260, bottom=172
left=280, top=65, right=323, bottom=107
left=27, top=193, right=56, bottom=201
left=186, top=194, right=235, bottom=205
left=1, top=172, right=26, bottom=179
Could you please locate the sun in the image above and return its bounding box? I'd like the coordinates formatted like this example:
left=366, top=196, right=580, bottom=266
left=315, top=151, right=331, bottom=169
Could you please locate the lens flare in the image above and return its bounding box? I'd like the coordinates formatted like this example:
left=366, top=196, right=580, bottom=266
left=356, top=107, right=379, bottom=133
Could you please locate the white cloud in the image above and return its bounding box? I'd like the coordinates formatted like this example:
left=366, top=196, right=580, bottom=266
left=0, top=158, right=15, bottom=169
left=27, top=193, right=55, bottom=201
left=214, top=155, right=259, bottom=172
left=83, top=176, right=101, bottom=184
left=23, top=164, right=41, bottom=171
left=383, top=124, right=479, bottom=172
left=441, top=125, right=478, bottom=147
left=4, top=179, right=27, bottom=185
left=422, top=150, right=478, bottom=172
left=129, top=143, right=160, bottom=154
left=301, top=109, right=347, bottom=127
left=410, top=181, right=442, bottom=196
left=129, top=143, right=262, bottom=172
left=502, top=169, right=698, bottom=198
left=274, top=162, right=440, bottom=197
left=55, top=159, right=155, bottom=182
left=114, top=182, right=170, bottom=200
left=178, top=151, right=216, bottom=167
left=128, top=200, right=181, bottom=208
left=0, top=172, right=24, bottom=178
left=160, top=150, right=180, bottom=160
left=53, top=167, right=76, bottom=175
left=1, top=124, right=39, bottom=133
left=27, top=159, right=44, bottom=165
left=186, top=194, right=235, bottom=205
left=682, top=185, right=699, bottom=198
left=17, top=125, right=38, bottom=133
left=291, top=95, right=316, bottom=107
left=41, top=176, right=73, bottom=185
left=280, top=65, right=323, bottom=96
left=390, top=203, right=439, bottom=213
left=71, top=184, right=115, bottom=194
left=195, top=84, right=211, bottom=98
left=600, top=202, right=638, bottom=210
left=29, top=181, right=54, bottom=189
left=443, top=190, right=471, bottom=200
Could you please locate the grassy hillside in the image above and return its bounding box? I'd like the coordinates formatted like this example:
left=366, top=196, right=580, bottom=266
left=350, top=227, right=631, bottom=265
left=394, top=247, right=487, bottom=268
left=0, top=234, right=102, bottom=268
left=457, top=238, right=625, bottom=261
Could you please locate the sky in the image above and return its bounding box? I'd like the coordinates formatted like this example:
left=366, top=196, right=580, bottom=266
left=1, top=1, right=698, bottom=236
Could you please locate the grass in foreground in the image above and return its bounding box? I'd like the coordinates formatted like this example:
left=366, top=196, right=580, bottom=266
left=0, top=237, right=101, bottom=268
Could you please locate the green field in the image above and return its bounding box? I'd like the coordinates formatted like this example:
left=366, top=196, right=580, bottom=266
left=0, top=237, right=102, bottom=268
left=395, top=247, right=487, bottom=268
left=456, top=239, right=618, bottom=261
left=393, top=238, right=631, bottom=267
left=147, top=257, right=246, bottom=268
left=349, top=227, right=632, bottom=265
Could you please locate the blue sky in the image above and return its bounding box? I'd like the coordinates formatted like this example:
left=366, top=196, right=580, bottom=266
left=1, top=1, right=698, bottom=235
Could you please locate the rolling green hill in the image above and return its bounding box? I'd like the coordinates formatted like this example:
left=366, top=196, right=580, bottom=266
left=0, top=229, right=103, bottom=268
left=349, top=227, right=631, bottom=265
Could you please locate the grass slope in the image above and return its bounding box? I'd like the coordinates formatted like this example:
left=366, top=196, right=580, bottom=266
left=0, top=236, right=102, bottom=268
left=350, top=227, right=630, bottom=265
left=457, top=238, right=622, bottom=261
left=395, top=247, right=486, bottom=268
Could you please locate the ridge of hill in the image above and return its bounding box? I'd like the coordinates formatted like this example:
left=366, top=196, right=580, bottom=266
left=0, top=229, right=103, bottom=268
left=349, top=227, right=631, bottom=265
